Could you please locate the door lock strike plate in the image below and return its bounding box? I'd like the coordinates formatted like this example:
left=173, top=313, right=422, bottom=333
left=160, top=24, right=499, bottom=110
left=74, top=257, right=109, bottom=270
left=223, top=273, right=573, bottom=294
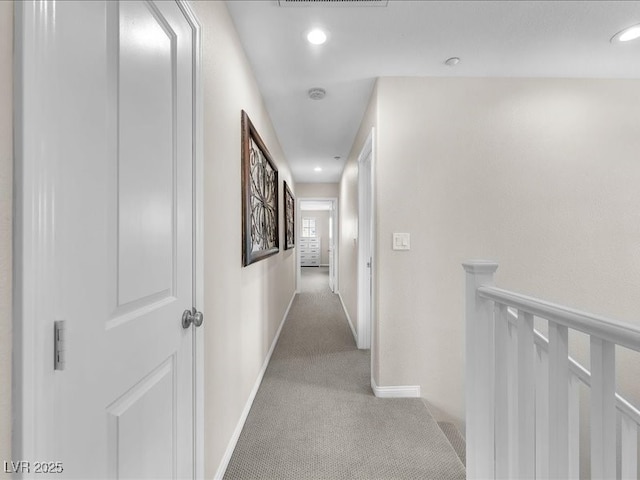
left=54, top=320, right=65, bottom=371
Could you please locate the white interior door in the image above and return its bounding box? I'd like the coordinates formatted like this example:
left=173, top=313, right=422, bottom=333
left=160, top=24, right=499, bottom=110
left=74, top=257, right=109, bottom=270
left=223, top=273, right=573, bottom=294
left=15, top=1, right=199, bottom=478
left=357, top=133, right=373, bottom=350
left=329, top=206, right=335, bottom=292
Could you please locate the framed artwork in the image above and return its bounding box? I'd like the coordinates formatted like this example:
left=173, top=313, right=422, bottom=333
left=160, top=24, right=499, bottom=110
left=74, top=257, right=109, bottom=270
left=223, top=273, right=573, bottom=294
left=284, top=181, right=295, bottom=250
left=241, top=110, right=279, bottom=266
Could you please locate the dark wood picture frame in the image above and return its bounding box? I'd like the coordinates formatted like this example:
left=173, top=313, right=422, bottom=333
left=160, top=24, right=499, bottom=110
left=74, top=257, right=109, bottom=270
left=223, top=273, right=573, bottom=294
left=241, top=110, right=279, bottom=266
left=284, top=181, right=295, bottom=250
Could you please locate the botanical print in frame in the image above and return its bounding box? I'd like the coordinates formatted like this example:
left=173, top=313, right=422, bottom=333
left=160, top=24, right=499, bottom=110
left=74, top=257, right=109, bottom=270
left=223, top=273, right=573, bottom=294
left=241, top=110, right=279, bottom=266
left=284, top=181, right=295, bottom=250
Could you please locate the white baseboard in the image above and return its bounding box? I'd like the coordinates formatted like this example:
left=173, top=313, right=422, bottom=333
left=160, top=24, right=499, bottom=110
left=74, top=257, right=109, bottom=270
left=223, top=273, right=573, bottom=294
left=337, top=291, right=357, bottom=344
left=213, top=291, right=297, bottom=480
left=371, top=376, right=421, bottom=398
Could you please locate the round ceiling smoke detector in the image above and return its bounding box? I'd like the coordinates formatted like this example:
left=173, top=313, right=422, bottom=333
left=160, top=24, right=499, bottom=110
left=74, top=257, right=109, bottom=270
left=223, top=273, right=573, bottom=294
left=308, top=88, right=327, bottom=100
left=445, top=57, right=461, bottom=67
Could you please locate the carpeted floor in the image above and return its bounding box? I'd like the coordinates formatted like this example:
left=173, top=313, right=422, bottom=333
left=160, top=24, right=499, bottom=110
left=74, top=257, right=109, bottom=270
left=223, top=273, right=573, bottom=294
left=223, top=267, right=466, bottom=480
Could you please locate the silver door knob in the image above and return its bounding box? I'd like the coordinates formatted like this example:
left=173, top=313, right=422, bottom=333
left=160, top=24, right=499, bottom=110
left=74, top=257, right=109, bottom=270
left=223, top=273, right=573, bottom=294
left=182, top=308, right=204, bottom=329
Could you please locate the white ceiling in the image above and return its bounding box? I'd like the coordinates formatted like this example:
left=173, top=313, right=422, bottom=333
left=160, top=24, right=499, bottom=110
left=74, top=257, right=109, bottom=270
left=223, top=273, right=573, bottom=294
left=226, top=0, right=640, bottom=183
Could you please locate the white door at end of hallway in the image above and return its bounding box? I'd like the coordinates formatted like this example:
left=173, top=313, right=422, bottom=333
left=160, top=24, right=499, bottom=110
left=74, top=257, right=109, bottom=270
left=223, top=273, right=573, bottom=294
left=329, top=207, right=335, bottom=292
left=18, top=1, right=198, bottom=478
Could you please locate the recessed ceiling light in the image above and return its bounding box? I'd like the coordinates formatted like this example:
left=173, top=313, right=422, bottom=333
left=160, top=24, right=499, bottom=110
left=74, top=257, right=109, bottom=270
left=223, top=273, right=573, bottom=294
left=611, top=24, right=640, bottom=43
left=314, top=167, right=322, bottom=172
left=307, top=29, right=327, bottom=45
left=334, top=156, right=341, bottom=160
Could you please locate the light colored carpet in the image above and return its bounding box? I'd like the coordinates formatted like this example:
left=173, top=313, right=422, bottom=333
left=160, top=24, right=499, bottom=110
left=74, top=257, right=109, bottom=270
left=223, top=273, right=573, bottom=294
left=299, top=266, right=332, bottom=293
left=223, top=267, right=466, bottom=480
left=436, top=422, right=466, bottom=467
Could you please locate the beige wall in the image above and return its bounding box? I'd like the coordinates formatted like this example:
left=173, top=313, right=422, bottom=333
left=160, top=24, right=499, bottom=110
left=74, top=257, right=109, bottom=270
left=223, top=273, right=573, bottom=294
left=339, top=84, right=378, bottom=359
left=295, top=182, right=339, bottom=199
left=1, top=1, right=12, bottom=467
left=191, top=2, right=296, bottom=477
left=366, top=76, right=640, bottom=429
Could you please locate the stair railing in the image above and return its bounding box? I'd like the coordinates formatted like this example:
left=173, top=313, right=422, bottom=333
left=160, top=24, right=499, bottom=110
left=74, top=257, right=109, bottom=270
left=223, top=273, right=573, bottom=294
left=463, top=261, right=640, bottom=479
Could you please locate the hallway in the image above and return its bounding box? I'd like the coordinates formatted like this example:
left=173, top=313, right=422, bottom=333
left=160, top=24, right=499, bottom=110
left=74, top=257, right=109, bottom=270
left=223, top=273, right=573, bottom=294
left=223, top=268, right=466, bottom=480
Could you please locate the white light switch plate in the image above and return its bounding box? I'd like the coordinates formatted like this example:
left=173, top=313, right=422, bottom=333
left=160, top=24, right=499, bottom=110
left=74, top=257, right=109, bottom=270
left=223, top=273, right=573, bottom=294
left=392, top=233, right=410, bottom=250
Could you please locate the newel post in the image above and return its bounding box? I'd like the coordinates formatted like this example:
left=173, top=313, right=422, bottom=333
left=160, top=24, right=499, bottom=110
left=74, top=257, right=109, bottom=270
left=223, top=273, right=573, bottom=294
left=463, top=260, right=499, bottom=480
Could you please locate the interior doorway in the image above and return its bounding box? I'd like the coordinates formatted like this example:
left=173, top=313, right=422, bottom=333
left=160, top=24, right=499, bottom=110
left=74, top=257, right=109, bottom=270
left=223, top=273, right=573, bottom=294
left=296, top=198, right=338, bottom=294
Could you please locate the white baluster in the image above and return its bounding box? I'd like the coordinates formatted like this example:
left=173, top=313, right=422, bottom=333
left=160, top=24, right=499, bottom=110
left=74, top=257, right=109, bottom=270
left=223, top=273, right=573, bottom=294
left=463, top=261, right=499, bottom=480
left=568, top=374, right=580, bottom=480
left=590, top=336, right=616, bottom=479
left=495, top=304, right=510, bottom=479
left=536, top=342, right=549, bottom=479
left=518, top=311, right=535, bottom=479
left=508, top=319, right=519, bottom=479
left=620, top=414, right=637, bottom=480
left=548, top=323, right=569, bottom=479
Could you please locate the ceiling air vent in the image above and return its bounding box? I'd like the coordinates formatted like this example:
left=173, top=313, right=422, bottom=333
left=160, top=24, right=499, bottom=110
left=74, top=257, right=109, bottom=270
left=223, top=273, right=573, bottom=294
left=278, top=0, right=388, bottom=6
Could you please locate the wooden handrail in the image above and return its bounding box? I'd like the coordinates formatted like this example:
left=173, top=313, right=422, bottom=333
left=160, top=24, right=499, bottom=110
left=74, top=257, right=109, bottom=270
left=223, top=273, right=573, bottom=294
left=478, top=285, right=640, bottom=351
left=464, top=261, right=640, bottom=479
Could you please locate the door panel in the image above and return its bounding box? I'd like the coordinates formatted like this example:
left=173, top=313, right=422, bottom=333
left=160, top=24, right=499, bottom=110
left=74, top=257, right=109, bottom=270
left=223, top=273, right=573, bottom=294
left=107, top=357, right=176, bottom=480
left=117, top=0, right=176, bottom=308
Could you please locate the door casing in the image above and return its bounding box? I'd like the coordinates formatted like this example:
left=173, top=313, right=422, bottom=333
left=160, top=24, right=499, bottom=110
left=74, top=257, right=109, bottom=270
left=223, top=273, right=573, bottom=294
left=296, top=197, right=339, bottom=293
